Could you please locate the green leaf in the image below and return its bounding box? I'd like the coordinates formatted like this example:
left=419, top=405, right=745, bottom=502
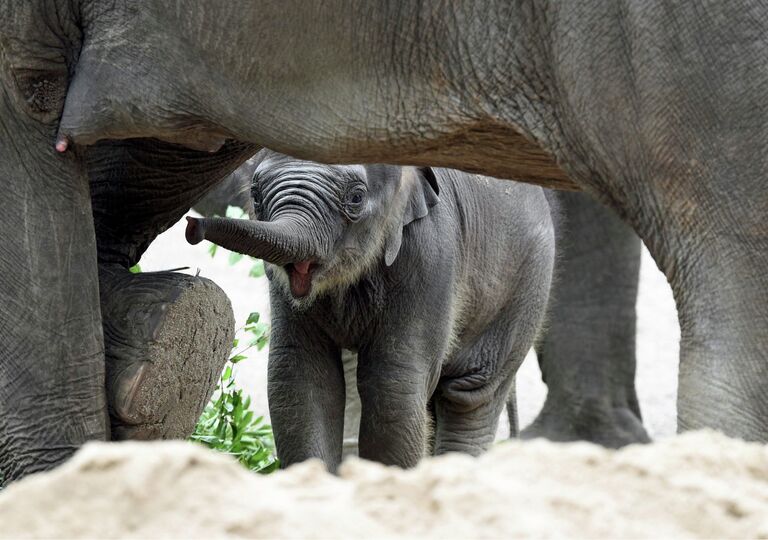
left=230, top=354, right=248, bottom=364
left=246, top=312, right=260, bottom=325
left=245, top=321, right=269, bottom=339
left=225, top=205, right=247, bottom=219
left=208, top=243, right=218, bottom=258
left=190, top=311, right=277, bottom=474
left=221, top=365, right=232, bottom=382
left=228, top=251, right=244, bottom=266
left=248, top=260, right=266, bottom=278
left=128, top=264, right=142, bottom=274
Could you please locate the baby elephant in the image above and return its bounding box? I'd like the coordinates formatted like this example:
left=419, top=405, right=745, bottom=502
left=186, top=151, right=555, bottom=470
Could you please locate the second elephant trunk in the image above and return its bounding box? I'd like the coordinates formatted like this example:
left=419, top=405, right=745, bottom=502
left=185, top=216, right=320, bottom=266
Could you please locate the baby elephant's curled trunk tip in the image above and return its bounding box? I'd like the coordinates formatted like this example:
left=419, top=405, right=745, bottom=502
left=185, top=216, right=206, bottom=245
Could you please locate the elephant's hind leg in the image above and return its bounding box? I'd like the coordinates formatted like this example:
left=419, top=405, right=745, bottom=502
left=87, top=139, right=256, bottom=440
left=99, top=265, right=233, bottom=439
left=435, top=295, right=545, bottom=456
left=434, top=373, right=512, bottom=456
left=665, top=233, right=768, bottom=439
left=609, top=157, right=768, bottom=440
left=521, top=191, right=650, bottom=447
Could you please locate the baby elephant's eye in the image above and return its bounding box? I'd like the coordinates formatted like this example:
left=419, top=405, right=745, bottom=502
left=345, top=187, right=367, bottom=219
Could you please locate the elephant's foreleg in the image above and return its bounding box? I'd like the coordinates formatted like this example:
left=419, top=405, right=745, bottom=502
left=357, top=382, right=431, bottom=467
left=268, top=302, right=345, bottom=470
left=86, top=139, right=257, bottom=440
left=357, top=354, right=437, bottom=467
left=522, top=191, right=650, bottom=447
left=0, top=141, right=107, bottom=483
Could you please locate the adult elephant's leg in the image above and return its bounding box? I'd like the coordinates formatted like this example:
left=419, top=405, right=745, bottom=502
left=674, top=252, right=768, bottom=438
left=547, top=0, right=768, bottom=439
left=86, top=139, right=257, bottom=439
left=522, top=192, right=649, bottom=447
left=0, top=110, right=107, bottom=482
left=578, top=130, right=768, bottom=438
left=638, top=188, right=768, bottom=439
left=87, top=139, right=257, bottom=267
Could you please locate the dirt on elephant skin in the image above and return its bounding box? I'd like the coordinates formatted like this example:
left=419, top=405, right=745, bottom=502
left=1, top=431, right=768, bottom=538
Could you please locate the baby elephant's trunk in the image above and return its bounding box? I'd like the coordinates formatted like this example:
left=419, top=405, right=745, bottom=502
left=185, top=216, right=318, bottom=266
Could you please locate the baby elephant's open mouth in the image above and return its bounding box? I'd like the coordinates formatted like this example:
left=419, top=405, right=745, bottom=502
left=286, top=260, right=319, bottom=297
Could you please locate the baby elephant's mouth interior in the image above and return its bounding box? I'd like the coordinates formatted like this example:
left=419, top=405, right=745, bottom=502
left=286, top=260, right=319, bottom=298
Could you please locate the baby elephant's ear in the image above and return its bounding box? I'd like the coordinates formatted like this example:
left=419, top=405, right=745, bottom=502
left=384, top=167, right=440, bottom=266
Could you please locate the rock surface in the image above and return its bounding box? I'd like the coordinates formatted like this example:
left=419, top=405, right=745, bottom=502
left=1, top=431, right=767, bottom=538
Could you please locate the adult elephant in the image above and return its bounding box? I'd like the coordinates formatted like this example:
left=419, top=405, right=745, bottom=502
left=2, top=1, right=764, bottom=480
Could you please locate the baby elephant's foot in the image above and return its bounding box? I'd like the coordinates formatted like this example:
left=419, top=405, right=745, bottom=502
left=520, top=397, right=651, bottom=448
left=99, top=265, right=234, bottom=440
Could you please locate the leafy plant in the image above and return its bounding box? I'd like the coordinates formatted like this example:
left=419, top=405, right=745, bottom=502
left=191, top=312, right=277, bottom=473
left=191, top=207, right=276, bottom=472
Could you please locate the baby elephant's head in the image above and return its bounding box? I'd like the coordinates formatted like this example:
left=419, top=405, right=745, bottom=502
left=186, top=150, right=439, bottom=307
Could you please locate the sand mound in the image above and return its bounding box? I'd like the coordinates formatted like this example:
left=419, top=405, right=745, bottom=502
left=2, top=431, right=768, bottom=538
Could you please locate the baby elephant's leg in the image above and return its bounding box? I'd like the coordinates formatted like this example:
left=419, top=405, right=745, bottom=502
left=356, top=357, right=437, bottom=468
left=435, top=294, right=546, bottom=455
left=433, top=373, right=512, bottom=456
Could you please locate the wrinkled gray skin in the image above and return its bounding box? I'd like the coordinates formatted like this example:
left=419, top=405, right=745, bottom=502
left=186, top=151, right=555, bottom=469
left=2, top=1, right=767, bottom=480
left=198, top=160, right=649, bottom=448
left=522, top=191, right=650, bottom=447
left=193, top=155, right=257, bottom=217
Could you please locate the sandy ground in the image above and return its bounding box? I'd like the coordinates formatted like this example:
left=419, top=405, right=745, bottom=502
left=139, top=214, right=680, bottom=439
left=2, top=431, right=767, bottom=539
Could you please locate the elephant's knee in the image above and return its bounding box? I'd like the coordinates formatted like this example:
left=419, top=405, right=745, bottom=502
left=99, top=264, right=234, bottom=440
left=357, top=388, right=429, bottom=467
left=437, top=370, right=499, bottom=414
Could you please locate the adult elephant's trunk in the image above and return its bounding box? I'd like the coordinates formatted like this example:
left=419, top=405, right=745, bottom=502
left=185, top=216, right=319, bottom=266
